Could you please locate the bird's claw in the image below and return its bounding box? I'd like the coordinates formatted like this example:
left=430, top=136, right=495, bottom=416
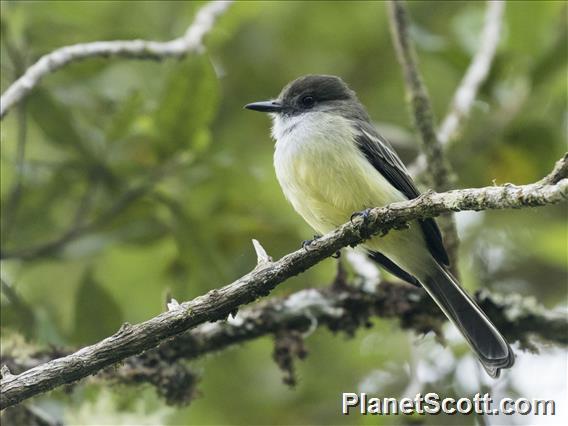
left=350, top=208, right=373, bottom=224
left=302, top=234, right=322, bottom=251
left=331, top=250, right=341, bottom=259
left=350, top=208, right=374, bottom=239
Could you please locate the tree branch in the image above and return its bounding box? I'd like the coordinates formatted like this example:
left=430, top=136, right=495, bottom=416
left=410, top=1, right=505, bottom=176
left=3, top=277, right=566, bottom=405
left=0, top=0, right=233, bottom=119
left=1, top=155, right=566, bottom=409
left=387, top=0, right=453, bottom=191
left=387, top=0, right=461, bottom=273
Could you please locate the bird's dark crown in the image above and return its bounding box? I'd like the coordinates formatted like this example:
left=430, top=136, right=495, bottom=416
left=278, top=74, right=355, bottom=104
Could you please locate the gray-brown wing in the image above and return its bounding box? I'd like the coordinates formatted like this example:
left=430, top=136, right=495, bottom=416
left=353, top=122, right=450, bottom=267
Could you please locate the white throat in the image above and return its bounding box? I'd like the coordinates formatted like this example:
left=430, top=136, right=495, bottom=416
left=271, top=113, right=307, bottom=142
left=271, top=111, right=355, bottom=144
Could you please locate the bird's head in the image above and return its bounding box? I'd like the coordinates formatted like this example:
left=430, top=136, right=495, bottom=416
left=245, top=74, right=364, bottom=118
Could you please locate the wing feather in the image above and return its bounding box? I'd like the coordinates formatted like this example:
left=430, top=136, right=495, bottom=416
left=353, top=122, right=450, bottom=267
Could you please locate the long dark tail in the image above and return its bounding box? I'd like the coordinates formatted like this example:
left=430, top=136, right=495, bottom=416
left=420, top=265, right=515, bottom=378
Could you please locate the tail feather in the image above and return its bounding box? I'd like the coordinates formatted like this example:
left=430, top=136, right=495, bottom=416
left=420, top=265, right=515, bottom=378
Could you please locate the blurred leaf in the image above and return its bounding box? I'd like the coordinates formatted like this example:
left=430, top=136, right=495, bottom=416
left=0, top=282, right=36, bottom=338
left=73, top=268, right=123, bottom=345
left=27, top=88, right=93, bottom=159
left=154, top=54, right=220, bottom=157
left=34, top=308, right=67, bottom=346
left=451, top=5, right=485, bottom=56
left=505, top=1, right=565, bottom=57
left=1, top=165, right=83, bottom=249
left=105, top=90, right=145, bottom=143
left=156, top=193, right=232, bottom=288
left=99, top=198, right=169, bottom=247
left=530, top=14, right=568, bottom=88
left=529, top=223, right=568, bottom=267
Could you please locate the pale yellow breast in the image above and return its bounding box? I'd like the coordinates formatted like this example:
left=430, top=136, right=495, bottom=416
left=272, top=112, right=433, bottom=277
left=273, top=113, right=405, bottom=233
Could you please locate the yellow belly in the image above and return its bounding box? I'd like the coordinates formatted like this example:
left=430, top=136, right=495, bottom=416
left=273, top=113, right=433, bottom=277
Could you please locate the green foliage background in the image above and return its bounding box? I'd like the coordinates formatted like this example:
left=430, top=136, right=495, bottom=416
left=1, top=1, right=566, bottom=425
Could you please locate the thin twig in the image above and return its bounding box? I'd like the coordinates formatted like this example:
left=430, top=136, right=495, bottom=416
left=1, top=156, right=566, bottom=409
left=0, top=1, right=233, bottom=119
left=387, top=0, right=452, bottom=191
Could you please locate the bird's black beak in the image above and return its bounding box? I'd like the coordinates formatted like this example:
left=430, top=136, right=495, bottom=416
left=244, top=100, right=283, bottom=113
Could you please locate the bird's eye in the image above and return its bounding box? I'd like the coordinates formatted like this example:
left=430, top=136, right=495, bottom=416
left=301, top=95, right=315, bottom=108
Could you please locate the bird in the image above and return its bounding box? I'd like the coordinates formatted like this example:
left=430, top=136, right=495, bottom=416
left=245, top=74, right=514, bottom=378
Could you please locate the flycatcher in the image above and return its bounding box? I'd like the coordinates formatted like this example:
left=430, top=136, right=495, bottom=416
left=245, top=74, right=514, bottom=377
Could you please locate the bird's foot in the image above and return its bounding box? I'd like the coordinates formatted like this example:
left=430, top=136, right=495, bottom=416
left=331, top=250, right=341, bottom=259
left=350, top=208, right=373, bottom=224
left=302, top=234, right=322, bottom=251
left=350, top=208, right=374, bottom=239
